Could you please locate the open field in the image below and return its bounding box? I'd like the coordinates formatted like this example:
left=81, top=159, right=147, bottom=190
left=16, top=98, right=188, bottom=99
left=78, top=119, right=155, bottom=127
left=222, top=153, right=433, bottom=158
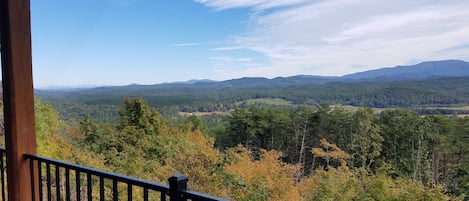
left=425, top=106, right=469, bottom=110
left=235, top=98, right=294, bottom=106
left=178, top=102, right=469, bottom=117
left=332, top=104, right=469, bottom=117
left=330, top=105, right=393, bottom=113
left=178, top=111, right=230, bottom=117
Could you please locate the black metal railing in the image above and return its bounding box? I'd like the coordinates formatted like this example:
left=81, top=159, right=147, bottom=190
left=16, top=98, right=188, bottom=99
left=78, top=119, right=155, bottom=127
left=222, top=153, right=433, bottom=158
left=0, top=147, right=226, bottom=201
left=0, top=148, right=6, bottom=201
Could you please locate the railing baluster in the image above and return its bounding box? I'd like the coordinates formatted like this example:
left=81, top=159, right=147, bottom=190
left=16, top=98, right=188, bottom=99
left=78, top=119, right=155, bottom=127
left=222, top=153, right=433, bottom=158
left=100, top=176, right=104, bottom=201
left=38, top=160, right=43, bottom=201
left=1, top=151, right=6, bottom=201
left=127, top=184, right=132, bottom=201
left=76, top=171, right=81, bottom=201
left=161, top=191, right=167, bottom=201
left=87, top=173, right=92, bottom=201
left=143, top=187, right=149, bottom=201
left=113, top=179, right=118, bottom=201
left=29, top=158, right=35, bottom=201
left=65, top=168, right=70, bottom=201
left=46, top=163, right=52, bottom=201
left=56, top=165, right=60, bottom=200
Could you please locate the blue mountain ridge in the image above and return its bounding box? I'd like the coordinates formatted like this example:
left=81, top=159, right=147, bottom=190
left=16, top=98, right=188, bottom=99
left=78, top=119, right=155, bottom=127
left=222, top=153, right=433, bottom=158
left=35, top=59, right=469, bottom=91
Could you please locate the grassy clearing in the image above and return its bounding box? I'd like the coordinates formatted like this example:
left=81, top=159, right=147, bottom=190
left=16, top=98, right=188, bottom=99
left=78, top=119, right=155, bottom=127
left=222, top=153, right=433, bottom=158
left=178, top=111, right=230, bottom=117
left=425, top=106, right=469, bottom=110
left=178, top=103, right=469, bottom=117
left=236, top=98, right=294, bottom=106
left=330, top=105, right=391, bottom=113
left=333, top=105, right=469, bottom=113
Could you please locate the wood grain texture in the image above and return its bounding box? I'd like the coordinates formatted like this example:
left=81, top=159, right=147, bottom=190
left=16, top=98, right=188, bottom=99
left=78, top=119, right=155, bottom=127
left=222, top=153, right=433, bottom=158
left=0, top=0, right=39, bottom=200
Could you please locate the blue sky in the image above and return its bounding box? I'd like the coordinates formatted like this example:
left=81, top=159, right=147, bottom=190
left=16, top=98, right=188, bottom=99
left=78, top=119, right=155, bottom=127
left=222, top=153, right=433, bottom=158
left=28, top=0, right=469, bottom=87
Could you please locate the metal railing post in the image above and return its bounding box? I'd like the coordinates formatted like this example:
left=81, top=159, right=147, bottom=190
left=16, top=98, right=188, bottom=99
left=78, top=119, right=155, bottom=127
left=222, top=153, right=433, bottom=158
left=168, top=174, right=188, bottom=201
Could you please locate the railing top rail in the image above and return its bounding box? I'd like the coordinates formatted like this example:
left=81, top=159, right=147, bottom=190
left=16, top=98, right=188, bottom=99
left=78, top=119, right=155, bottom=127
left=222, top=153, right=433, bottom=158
left=182, top=189, right=229, bottom=201
left=23, top=153, right=169, bottom=192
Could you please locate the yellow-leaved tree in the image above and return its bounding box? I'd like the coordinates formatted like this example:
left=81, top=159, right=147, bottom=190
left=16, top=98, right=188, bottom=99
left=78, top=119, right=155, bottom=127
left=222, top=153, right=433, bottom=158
left=35, top=99, right=107, bottom=170
left=156, top=129, right=226, bottom=197
left=300, top=139, right=450, bottom=201
left=223, top=145, right=302, bottom=201
left=35, top=99, right=71, bottom=160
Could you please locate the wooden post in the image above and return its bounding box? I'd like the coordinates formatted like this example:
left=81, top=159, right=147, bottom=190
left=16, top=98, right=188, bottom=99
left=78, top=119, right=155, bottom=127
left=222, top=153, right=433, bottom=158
left=0, top=0, right=39, bottom=200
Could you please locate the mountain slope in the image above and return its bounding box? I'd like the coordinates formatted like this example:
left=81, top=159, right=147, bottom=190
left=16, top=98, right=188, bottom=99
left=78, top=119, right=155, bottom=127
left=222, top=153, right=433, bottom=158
left=343, top=60, right=469, bottom=80
left=34, top=60, right=469, bottom=91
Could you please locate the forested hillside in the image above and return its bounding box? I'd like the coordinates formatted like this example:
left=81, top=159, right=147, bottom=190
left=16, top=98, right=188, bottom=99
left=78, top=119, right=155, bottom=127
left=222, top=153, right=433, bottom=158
left=23, top=60, right=469, bottom=200
left=2, top=97, right=467, bottom=200
left=35, top=60, right=469, bottom=122
left=344, top=60, right=469, bottom=80
left=37, top=76, right=469, bottom=123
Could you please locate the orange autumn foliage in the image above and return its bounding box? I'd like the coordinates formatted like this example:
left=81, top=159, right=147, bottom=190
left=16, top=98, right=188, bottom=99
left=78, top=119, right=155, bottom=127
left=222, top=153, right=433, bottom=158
left=224, top=145, right=302, bottom=201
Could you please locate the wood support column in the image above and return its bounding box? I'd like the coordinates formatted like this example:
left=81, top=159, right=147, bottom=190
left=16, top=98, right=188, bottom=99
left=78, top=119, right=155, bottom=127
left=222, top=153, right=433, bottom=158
left=0, top=0, right=38, bottom=200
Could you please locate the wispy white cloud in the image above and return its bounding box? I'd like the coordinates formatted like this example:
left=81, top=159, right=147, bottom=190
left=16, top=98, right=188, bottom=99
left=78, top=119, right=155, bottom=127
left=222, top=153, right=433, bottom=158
left=194, top=0, right=308, bottom=10
left=196, top=0, right=469, bottom=77
left=236, top=57, right=252, bottom=62
left=171, top=42, right=204, bottom=47
left=210, top=56, right=254, bottom=63
left=208, top=55, right=270, bottom=78
left=209, top=46, right=244, bottom=51
left=210, top=56, right=234, bottom=62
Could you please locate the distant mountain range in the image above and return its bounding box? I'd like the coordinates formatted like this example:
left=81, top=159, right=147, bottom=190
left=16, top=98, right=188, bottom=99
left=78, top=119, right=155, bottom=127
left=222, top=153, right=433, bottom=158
left=172, top=59, right=469, bottom=88
left=35, top=59, right=469, bottom=91
left=343, top=60, right=469, bottom=80
left=34, top=59, right=469, bottom=121
left=151, top=59, right=469, bottom=87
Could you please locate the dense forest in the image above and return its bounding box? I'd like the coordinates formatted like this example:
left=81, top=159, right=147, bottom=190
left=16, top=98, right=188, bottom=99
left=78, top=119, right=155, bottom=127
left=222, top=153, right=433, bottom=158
left=3, top=97, right=467, bottom=200
left=37, top=76, right=469, bottom=123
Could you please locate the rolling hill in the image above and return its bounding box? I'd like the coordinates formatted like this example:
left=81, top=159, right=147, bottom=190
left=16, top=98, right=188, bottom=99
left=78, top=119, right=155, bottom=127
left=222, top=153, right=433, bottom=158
left=34, top=60, right=469, bottom=121
left=343, top=60, right=469, bottom=80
